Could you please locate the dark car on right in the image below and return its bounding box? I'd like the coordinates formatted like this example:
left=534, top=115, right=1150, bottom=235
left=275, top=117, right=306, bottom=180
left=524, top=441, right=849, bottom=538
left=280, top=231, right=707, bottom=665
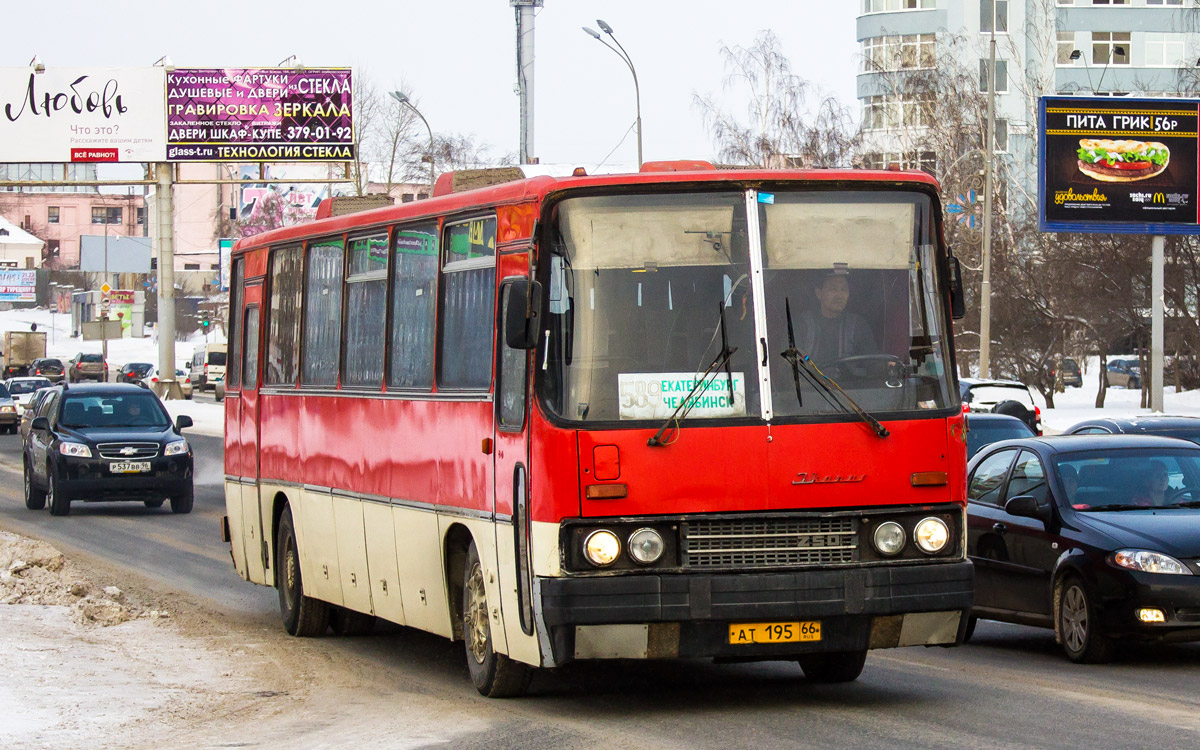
left=966, top=434, right=1200, bottom=663
left=116, top=362, right=154, bottom=386
left=1065, top=415, right=1200, bottom=444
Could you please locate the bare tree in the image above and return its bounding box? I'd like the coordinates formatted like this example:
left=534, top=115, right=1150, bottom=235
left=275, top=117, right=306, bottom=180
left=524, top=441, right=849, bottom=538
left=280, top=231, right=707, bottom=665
left=693, top=31, right=860, bottom=168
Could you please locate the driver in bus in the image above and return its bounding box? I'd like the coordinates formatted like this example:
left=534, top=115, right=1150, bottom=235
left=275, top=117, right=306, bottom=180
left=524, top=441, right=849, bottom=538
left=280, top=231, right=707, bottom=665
left=797, top=266, right=877, bottom=366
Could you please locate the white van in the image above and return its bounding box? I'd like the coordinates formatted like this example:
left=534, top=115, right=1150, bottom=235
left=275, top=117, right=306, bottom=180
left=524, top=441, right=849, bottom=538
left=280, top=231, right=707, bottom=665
left=189, top=343, right=227, bottom=391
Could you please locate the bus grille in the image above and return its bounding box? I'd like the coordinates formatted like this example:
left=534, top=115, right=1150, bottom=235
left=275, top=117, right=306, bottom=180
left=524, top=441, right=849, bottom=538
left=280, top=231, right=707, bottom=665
left=682, top=517, right=857, bottom=569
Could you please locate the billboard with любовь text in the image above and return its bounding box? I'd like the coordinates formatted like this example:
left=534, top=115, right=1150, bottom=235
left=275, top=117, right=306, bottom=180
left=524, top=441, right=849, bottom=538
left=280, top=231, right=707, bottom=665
left=1039, top=96, right=1200, bottom=235
left=166, top=68, right=354, bottom=162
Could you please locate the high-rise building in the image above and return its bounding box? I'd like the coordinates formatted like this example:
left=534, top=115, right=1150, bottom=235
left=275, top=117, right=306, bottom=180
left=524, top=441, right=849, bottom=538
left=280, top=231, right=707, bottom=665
left=856, top=1, right=1199, bottom=186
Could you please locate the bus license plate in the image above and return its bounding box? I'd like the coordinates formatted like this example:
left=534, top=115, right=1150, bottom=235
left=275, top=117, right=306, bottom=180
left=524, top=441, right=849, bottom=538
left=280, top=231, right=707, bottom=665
left=728, top=621, right=821, bottom=645
left=109, top=462, right=150, bottom=473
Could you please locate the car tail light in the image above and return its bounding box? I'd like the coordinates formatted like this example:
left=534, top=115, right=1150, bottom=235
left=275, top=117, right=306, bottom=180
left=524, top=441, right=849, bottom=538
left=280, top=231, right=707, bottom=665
left=151, top=377, right=158, bottom=383
left=1034, top=405, right=1043, bottom=435
left=76, top=363, right=82, bottom=369
left=962, top=403, right=970, bottom=414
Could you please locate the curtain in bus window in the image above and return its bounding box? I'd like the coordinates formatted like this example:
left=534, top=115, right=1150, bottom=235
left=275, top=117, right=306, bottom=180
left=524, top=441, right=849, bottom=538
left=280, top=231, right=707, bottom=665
left=228, top=258, right=244, bottom=389
left=302, top=240, right=344, bottom=386
left=343, top=234, right=388, bottom=388
left=439, top=216, right=497, bottom=390
left=266, top=245, right=302, bottom=386
left=389, top=224, right=438, bottom=389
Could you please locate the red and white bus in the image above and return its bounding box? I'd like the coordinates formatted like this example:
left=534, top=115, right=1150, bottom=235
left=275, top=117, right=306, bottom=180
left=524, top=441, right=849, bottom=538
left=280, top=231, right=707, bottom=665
left=222, top=162, right=972, bottom=697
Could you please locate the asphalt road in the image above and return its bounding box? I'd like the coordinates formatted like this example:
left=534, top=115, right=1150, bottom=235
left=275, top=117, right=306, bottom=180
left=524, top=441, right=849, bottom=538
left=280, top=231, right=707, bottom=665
left=0, top=427, right=1199, bottom=748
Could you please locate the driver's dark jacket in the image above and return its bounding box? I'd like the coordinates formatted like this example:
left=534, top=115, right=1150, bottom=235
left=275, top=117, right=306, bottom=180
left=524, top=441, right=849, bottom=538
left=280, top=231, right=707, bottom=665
left=796, top=309, right=877, bottom=365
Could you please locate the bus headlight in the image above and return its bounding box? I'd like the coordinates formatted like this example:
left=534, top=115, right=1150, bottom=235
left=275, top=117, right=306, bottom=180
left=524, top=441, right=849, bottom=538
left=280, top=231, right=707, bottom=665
left=583, top=530, right=621, bottom=567
left=914, top=517, right=950, bottom=554
left=627, top=528, right=664, bottom=564
left=873, top=521, right=905, bottom=556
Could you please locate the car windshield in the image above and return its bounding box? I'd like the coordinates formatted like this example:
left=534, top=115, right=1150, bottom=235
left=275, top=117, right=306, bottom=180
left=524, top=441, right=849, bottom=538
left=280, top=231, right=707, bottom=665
left=35, top=360, right=62, bottom=370
left=79, top=354, right=103, bottom=363
left=967, top=419, right=1034, bottom=458
left=59, top=393, right=170, bottom=429
left=539, top=189, right=954, bottom=423
left=1056, top=448, right=1200, bottom=511
left=208, top=351, right=226, bottom=366
left=966, top=385, right=1035, bottom=408
left=127, top=363, right=153, bottom=376
left=7, top=379, right=51, bottom=394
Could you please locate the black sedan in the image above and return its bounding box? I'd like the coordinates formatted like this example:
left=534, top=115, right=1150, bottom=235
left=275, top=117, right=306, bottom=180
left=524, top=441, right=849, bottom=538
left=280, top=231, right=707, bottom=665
left=966, top=434, right=1200, bottom=662
left=116, top=362, right=155, bottom=385
left=1065, top=415, right=1200, bottom=445
left=967, top=413, right=1035, bottom=459
left=22, top=383, right=194, bottom=516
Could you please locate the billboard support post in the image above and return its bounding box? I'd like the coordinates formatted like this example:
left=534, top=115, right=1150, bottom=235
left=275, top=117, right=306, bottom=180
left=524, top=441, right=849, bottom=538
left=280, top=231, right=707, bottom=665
left=155, top=163, right=181, bottom=400
left=1152, top=234, right=1165, bottom=413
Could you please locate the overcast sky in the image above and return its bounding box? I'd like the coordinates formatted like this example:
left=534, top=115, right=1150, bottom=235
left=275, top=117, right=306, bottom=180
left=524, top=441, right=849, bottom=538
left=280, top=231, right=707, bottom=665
left=9, top=1, right=859, bottom=169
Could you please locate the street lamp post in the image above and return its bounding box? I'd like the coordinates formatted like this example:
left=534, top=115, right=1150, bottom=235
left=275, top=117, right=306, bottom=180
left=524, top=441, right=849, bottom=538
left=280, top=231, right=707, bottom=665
left=389, top=91, right=435, bottom=194
left=583, top=20, right=642, bottom=168
left=979, top=18, right=997, bottom=378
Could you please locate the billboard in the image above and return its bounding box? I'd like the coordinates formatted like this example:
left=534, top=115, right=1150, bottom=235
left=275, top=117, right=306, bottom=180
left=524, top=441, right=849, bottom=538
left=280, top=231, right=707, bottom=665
left=166, top=68, right=354, bottom=162
left=80, top=235, right=153, bottom=273
left=1040, top=96, right=1200, bottom=234
left=0, top=67, right=166, bottom=162
left=0, top=270, right=36, bottom=302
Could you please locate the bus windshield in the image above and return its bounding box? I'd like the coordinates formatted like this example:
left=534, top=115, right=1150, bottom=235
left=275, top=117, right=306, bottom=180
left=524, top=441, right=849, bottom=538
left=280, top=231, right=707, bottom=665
left=540, top=189, right=954, bottom=424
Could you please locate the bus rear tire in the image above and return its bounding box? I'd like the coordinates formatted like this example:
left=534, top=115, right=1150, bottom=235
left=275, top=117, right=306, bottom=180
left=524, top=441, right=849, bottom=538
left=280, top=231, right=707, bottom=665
left=462, top=543, right=531, bottom=698
left=276, top=505, right=329, bottom=637
left=798, top=650, right=867, bottom=683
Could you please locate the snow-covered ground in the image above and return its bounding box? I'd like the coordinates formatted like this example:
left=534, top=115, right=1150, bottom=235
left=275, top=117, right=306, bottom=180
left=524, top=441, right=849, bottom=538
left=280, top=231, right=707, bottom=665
left=0, top=307, right=225, bottom=436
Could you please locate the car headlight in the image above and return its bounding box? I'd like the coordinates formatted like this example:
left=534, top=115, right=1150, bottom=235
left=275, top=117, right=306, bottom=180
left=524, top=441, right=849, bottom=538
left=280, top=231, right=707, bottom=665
left=914, top=517, right=950, bottom=554
left=1112, top=549, right=1191, bottom=575
left=627, top=528, right=665, bottom=565
left=583, top=530, right=621, bottom=567
left=0, top=405, right=13, bottom=413
left=164, top=440, right=189, bottom=456
left=58, top=442, right=92, bottom=458
left=873, top=521, right=906, bottom=556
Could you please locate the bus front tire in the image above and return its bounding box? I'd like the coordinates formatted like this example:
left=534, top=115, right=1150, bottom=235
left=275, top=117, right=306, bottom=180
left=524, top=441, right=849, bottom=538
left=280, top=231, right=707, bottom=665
left=277, top=505, right=329, bottom=637
left=798, top=650, right=867, bottom=683
left=462, top=543, right=531, bottom=698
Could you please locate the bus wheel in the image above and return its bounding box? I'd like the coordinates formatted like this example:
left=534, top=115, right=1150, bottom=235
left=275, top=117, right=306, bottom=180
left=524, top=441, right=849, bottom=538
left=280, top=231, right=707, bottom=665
left=276, top=505, right=329, bottom=637
left=798, top=650, right=867, bottom=683
left=462, top=543, right=531, bottom=698
left=330, top=606, right=376, bottom=637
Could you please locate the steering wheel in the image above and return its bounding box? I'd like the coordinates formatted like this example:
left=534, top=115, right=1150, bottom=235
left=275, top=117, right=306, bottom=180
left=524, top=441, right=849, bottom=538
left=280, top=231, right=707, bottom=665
left=1165, top=487, right=1197, bottom=504
left=826, top=354, right=906, bottom=387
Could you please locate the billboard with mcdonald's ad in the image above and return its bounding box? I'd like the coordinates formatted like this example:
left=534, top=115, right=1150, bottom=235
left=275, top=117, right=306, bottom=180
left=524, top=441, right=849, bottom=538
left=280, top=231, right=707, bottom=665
left=1039, top=96, right=1200, bottom=235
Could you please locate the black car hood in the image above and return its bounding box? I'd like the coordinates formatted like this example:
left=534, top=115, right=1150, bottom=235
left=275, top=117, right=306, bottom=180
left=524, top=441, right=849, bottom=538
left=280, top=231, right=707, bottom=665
left=1076, top=511, right=1200, bottom=558
left=61, top=426, right=176, bottom=443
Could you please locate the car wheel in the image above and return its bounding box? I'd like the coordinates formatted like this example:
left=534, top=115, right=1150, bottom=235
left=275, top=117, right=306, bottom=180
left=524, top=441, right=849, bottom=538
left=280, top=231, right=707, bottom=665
left=276, top=504, right=329, bottom=637
left=1129, top=377, right=1140, bottom=390
left=23, top=459, right=45, bottom=510
left=463, top=542, right=532, bottom=697
left=169, top=485, right=194, bottom=514
left=329, top=606, right=377, bottom=637
left=47, top=470, right=70, bottom=516
left=798, top=650, right=868, bottom=683
left=1058, top=576, right=1115, bottom=663
left=962, top=615, right=978, bottom=644
left=144, top=499, right=165, bottom=509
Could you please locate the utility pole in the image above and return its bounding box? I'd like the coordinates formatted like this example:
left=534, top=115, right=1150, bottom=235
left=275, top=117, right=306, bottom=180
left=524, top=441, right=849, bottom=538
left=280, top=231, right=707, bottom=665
left=155, top=163, right=181, bottom=399
left=1151, top=235, right=1164, bottom=412
left=512, top=0, right=543, bottom=165
left=979, top=16, right=997, bottom=378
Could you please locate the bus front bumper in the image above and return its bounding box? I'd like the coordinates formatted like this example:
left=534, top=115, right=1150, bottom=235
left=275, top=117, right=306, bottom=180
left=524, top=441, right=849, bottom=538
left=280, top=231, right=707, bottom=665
left=537, top=560, right=973, bottom=664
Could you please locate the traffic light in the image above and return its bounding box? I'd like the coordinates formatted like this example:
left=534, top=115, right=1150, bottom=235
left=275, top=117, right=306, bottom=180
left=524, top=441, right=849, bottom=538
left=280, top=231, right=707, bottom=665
left=201, top=318, right=210, bottom=329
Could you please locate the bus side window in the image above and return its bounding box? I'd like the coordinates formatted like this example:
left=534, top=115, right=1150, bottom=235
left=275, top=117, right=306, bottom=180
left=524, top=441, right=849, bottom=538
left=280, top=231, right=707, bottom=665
left=243, top=307, right=260, bottom=390
left=497, top=283, right=527, bottom=430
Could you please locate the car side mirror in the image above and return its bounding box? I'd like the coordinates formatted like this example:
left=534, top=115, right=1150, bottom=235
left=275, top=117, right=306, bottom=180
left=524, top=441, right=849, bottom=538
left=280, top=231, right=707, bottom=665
left=1005, top=494, right=1049, bottom=523
left=948, top=255, right=966, bottom=320
left=176, top=415, right=193, bottom=431
left=31, top=416, right=49, bottom=432
left=504, top=279, right=543, bottom=350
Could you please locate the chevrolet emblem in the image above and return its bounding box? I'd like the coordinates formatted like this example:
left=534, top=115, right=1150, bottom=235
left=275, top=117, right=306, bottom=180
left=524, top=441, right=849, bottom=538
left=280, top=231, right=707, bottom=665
left=120, top=447, right=139, bottom=456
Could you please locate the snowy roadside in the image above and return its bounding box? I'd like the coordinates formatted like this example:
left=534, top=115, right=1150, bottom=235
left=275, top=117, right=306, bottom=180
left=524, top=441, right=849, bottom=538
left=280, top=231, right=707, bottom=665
left=0, top=528, right=255, bottom=750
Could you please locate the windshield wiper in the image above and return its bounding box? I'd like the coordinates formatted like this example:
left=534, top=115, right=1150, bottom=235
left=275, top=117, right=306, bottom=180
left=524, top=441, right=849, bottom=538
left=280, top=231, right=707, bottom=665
left=648, top=301, right=738, bottom=447
left=1077, top=504, right=1150, bottom=512
left=1164, top=500, right=1200, bottom=508
left=780, top=298, right=889, bottom=439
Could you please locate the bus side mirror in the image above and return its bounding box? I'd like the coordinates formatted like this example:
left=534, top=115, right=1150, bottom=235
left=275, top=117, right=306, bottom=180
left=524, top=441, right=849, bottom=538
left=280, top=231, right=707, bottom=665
left=505, top=280, right=543, bottom=350
left=948, top=255, right=966, bottom=320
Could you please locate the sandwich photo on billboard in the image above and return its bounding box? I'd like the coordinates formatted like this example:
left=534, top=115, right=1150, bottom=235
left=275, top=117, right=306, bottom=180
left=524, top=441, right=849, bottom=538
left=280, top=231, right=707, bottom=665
left=1076, top=139, right=1170, bottom=182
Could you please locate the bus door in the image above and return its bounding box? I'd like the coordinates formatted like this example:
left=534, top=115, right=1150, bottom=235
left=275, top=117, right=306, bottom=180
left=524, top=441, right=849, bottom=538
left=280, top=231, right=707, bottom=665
left=235, top=285, right=268, bottom=585
left=493, top=279, right=537, bottom=653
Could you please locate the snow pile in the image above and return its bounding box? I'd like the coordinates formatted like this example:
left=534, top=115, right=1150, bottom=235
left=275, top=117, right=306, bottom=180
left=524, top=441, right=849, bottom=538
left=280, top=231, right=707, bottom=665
left=0, top=529, right=162, bottom=626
